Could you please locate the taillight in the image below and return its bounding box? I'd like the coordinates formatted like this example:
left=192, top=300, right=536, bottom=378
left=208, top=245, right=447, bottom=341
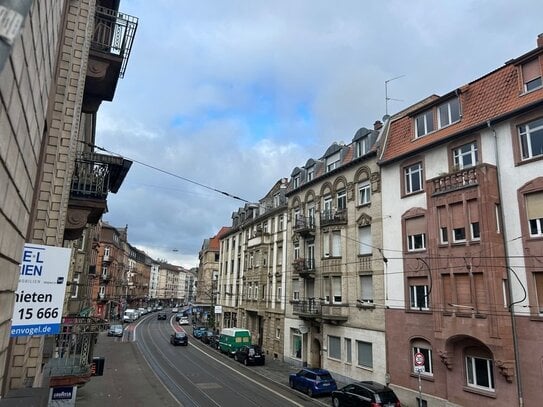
left=396, top=402, right=401, bottom=407
left=370, top=403, right=380, bottom=407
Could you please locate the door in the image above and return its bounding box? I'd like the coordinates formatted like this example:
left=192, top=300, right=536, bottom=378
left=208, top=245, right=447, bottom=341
left=310, top=338, right=321, bottom=368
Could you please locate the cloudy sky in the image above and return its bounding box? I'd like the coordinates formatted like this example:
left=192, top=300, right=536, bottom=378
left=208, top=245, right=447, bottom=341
left=96, top=0, right=543, bottom=268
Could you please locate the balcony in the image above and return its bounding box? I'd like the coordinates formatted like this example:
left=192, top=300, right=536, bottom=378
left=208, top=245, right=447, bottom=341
left=247, top=229, right=271, bottom=247
left=292, top=298, right=321, bottom=319
left=293, top=215, right=316, bottom=237
left=84, top=6, right=138, bottom=112
left=64, top=152, right=132, bottom=240
left=430, top=166, right=479, bottom=196
left=292, top=258, right=315, bottom=278
left=102, top=253, right=112, bottom=263
left=321, top=304, right=349, bottom=323
left=320, top=209, right=347, bottom=227
left=100, top=273, right=111, bottom=283
left=43, top=317, right=107, bottom=387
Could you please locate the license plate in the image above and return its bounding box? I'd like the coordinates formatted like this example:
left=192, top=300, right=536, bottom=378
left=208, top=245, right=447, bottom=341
left=255, top=355, right=260, bottom=358
left=322, top=383, right=329, bottom=386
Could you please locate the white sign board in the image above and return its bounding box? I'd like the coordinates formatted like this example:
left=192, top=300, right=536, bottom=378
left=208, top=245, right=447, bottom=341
left=214, top=305, right=222, bottom=314
left=11, top=244, right=71, bottom=337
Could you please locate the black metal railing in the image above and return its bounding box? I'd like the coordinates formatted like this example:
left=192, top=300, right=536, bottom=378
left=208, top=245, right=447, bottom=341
left=92, top=6, right=138, bottom=78
left=293, top=215, right=316, bottom=234
left=293, top=258, right=315, bottom=274
left=320, top=209, right=347, bottom=226
left=292, top=298, right=321, bottom=316
left=71, top=152, right=111, bottom=199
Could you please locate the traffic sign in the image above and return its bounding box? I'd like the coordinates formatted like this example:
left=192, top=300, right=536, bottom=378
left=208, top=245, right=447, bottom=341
left=414, top=352, right=425, bottom=366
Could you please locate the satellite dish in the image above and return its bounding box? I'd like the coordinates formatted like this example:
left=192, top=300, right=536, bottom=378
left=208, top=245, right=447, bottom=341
left=298, top=325, right=309, bottom=334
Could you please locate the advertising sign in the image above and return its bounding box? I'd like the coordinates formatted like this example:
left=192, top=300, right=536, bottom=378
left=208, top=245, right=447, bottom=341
left=11, top=244, right=71, bottom=337
left=49, top=386, right=77, bottom=406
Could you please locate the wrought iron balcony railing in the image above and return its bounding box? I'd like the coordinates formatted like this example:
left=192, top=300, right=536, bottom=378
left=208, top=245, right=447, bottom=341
left=292, top=298, right=321, bottom=317
left=320, top=209, right=347, bottom=226
left=292, top=258, right=315, bottom=277
left=92, top=6, right=138, bottom=78
left=293, top=215, right=316, bottom=234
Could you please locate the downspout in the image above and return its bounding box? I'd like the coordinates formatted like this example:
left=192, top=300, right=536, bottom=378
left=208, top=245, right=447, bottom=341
left=487, top=120, right=523, bottom=407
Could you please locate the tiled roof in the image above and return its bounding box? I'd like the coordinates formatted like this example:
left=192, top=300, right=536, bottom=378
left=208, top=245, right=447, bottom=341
left=209, top=226, right=230, bottom=250
left=381, top=45, right=543, bottom=163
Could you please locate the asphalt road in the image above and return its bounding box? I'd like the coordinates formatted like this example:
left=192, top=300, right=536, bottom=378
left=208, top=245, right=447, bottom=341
left=133, top=313, right=321, bottom=407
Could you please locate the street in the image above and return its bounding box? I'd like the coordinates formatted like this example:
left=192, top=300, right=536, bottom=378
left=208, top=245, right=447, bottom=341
left=77, top=312, right=329, bottom=407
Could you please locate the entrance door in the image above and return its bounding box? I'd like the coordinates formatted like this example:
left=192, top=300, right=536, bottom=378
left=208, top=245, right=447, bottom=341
left=310, top=337, right=321, bottom=368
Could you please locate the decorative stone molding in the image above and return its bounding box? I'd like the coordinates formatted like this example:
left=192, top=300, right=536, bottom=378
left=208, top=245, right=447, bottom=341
left=438, top=350, right=453, bottom=369
left=495, top=359, right=515, bottom=383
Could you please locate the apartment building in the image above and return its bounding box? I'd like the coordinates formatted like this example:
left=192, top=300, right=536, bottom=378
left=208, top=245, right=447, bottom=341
left=218, top=179, right=289, bottom=357
left=283, top=126, right=386, bottom=385
left=379, top=35, right=543, bottom=407
left=0, top=0, right=136, bottom=400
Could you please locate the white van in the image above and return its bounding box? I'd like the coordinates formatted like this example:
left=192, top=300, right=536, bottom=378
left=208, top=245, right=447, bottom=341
left=123, top=309, right=137, bottom=323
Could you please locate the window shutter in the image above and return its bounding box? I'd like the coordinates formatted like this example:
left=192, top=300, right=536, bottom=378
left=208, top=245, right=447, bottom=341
left=522, top=59, right=541, bottom=83
left=526, top=192, right=543, bottom=219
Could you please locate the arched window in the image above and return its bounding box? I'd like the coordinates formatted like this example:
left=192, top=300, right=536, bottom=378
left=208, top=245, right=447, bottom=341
left=411, top=338, right=433, bottom=376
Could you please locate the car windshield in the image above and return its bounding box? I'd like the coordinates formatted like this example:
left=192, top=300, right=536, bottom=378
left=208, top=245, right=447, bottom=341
left=316, top=373, right=333, bottom=381
left=175, top=333, right=186, bottom=338
left=376, top=391, right=398, bottom=403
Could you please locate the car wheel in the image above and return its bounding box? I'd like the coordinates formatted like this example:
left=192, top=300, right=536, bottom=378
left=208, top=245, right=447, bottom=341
left=307, top=387, right=313, bottom=398
left=244, top=358, right=248, bottom=366
left=332, top=396, right=340, bottom=407
left=289, top=379, right=294, bottom=389
left=234, top=354, right=238, bottom=361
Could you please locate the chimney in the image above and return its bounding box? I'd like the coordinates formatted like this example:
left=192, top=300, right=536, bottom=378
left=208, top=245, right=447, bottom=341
left=374, top=120, right=383, bottom=130
left=538, top=33, right=543, bottom=48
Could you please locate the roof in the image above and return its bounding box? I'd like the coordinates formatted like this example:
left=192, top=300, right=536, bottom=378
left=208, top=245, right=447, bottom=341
left=380, top=41, right=543, bottom=163
left=208, top=226, right=230, bottom=251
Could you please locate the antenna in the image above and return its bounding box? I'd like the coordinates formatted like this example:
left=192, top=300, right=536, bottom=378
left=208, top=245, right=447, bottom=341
left=385, top=75, right=405, bottom=115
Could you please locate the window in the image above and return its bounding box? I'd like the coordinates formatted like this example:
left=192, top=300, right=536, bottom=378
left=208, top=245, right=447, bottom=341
left=453, top=142, right=478, bottom=169
left=358, top=226, right=372, bottom=255
left=534, top=273, right=543, bottom=313
left=404, top=162, right=423, bottom=194
left=294, top=243, right=300, bottom=260
left=323, top=231, right=341, bottom=257
left=292, top=333, right=302, bottom=358
left=323, top=277, right=330, bottom=304
left=453, top=227, right=466, bottom=242
left=357, top=341, right=373, bottom=368
left=359, top=275, right=373, bottom=303
left=277, top=246, right=283, bottom=265
left=293, top=279, right=300, bottom=301
left=412, top=340, right=433, bottom=375
left=415, top=110, right=434, bottom=138
left=438, top=97, right=461, bottom=128
left=440, top=227, right=449, bottom=244
left=327, top=152, right=341, bottom=172
left=337, top=188, right=347, bottom=210
left=471, top=222, right=480, bottom=240
left=358, top=181, right=371, bottom=205
left=519, top=118, right=543, bottom=160
left=357, top=136, right=370, bottom=157
left=466, top=355, right=495, bottom=391
left=410, top=284, right=430, bottom=310
left=71, top=273, right=80, bottom=298
left=293, top=175, right=300, bottom=188
left=332, top=276, right=342, bottom=303
left=307, top=166, right=314, bottom=181
left=526, top=192, right=543, bottom=237
left=522, top=58, right=542, bottom=92
left=276, top=286, right=282, bottom=302
left=407, top=233, right=426, bottom=251
left=328, top=335, right=341, bottom=360
left=104, top=246, right=110, bottom=257
left=279, top=215, right=284, bottom=231
left=345, top=338, right=352, bottom=363
left=276, top=326, right=281, bottom=339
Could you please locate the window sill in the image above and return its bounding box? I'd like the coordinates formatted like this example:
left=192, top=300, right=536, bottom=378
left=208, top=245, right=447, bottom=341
left=520, top=85, right=543, bottom=96
left=410, top=372, right=434, bottom=382
left=463, top=386, right=496, bottom=398
left=516, top=154, right=543, bottom=166
left=406, top=309, right=432, bottom=315
left=356, top=203, right=371, bottom=209
left=356, top=302, right=375, bottom=310
left=402, top=189, right=425, bottom=199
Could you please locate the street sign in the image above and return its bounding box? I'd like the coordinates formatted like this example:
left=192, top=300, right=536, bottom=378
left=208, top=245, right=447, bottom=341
left=414, top=351, right=425, bottom=373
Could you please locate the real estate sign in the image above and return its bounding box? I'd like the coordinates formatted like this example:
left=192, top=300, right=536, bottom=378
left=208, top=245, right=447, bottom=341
left=10, top=244, right=71, bottom=337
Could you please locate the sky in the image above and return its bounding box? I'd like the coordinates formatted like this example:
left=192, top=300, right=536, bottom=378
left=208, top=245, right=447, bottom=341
left=96, top=0, right=543, bottom=268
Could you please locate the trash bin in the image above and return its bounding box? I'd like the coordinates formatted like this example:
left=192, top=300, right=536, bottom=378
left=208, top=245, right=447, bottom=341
left=92, top=356, right=105, bottom=376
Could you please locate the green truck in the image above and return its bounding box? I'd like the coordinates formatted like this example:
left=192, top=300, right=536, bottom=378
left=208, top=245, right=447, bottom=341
left=218, top=328, right=251, bottom=356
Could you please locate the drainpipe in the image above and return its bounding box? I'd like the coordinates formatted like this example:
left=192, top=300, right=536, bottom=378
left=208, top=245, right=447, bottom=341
left=487, top=120, right=523, bottom=407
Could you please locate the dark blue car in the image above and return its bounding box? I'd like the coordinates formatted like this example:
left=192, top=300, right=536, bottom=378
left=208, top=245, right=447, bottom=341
left=289, top=368, right=337, bottom=397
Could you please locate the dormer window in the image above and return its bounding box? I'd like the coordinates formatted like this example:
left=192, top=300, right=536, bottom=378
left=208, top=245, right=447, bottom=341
left=326, top=152, right=340, bottom=172
left=293, top=175, right=300, bottom=188
left=522, top=58, right=542, bottom=92
left=438, top=97, right=461, bottom=128
left=356, top=136, right=370, bottom=157
left=415, top=110, right=434, bottom=138
left=307, top=166, right=314, bottom=181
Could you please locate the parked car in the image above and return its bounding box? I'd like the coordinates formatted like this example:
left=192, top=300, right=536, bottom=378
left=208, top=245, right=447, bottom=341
left=201, top=330, right=215, bottom=344
left=193, top=326, right=207, bottom=339
left=157, top=312, right=167, bottom=320
left=107, top=324, right=123, bottom=337
left=208, top=334, right=220, bottom=349
left=171, top=307, right=179, bottom=313
left=289, top=368, right=337, bottom=397
left=170, top=331, right=188, bottom=346
left=175, top=312, right=184, bottom=321
left=331, top=381, right=401, bottom=407
left=178, top=316, right=190, bottom=325
left=234, top=345, right=265, bottom=366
